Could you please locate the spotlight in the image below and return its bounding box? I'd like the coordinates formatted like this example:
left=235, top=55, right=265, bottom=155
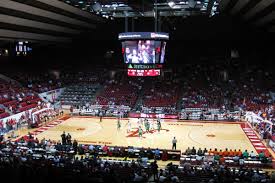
left=92, top=1, right=102, bottom=12
left=168, top=1, right=175, bottom=8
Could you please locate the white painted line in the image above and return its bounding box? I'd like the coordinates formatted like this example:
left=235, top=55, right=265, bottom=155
left=48, top=124, right=55, bottom=126
left=248, top=136, right=258, bottom=139
left=253, top=143, right=264, bottom=146
left=246, top=133, right=255, bottom=136
left=255, top=147, right=266, bottom=150
left=250, top=139, right=260, bottom=142
left=40, top=127, right=49, bottom=130
left=36, top=130, right=44, bottom=132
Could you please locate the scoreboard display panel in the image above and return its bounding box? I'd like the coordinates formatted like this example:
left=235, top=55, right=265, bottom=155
left=119, top=32, right=169, bottom=64
left=119, top=32, right=169, bottom=77
left=126, top=64, right=162, bottom=77
left=128, top=69, right=161, bottom=77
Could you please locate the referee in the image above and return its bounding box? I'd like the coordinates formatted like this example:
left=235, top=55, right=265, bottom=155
left=99, top=111, right=103, bottom=122
left=172, top=137, right=177, bottom=150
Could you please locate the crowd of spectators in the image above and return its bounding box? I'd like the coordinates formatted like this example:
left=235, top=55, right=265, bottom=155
left=159, top=162, right=274, bottom=183
left=72, top=104, right=130, bottom=118
left=0, top=135, right=155, bottom=183
left=0, top=62, right=275, bottom=142
left=0, top=135, right=274, bottom=183
left=0, top=102, right=62, bottom=135
left=252, top=119, right=275, bottom=150
left=95, top=79, right=140, bottom=107
left=2, top=62, right=274, bottom=119
left=138, top=106, right=177, bottom=114
left=141, top=81, right=180, bottom=108
left=6, top=70, right=106, bottom=93
left=177, top=64, right=274, bottom=111
left=158, top=146, right=274, bottom=183
left=0, top=78, right=42, bottom=116
left=1, top=61, right=274, bottom=108
left=32, top=108, right=63, bottom=125
left=6, top=72, right=61, bottom=93
left=181, top=147, right=272, bottom=166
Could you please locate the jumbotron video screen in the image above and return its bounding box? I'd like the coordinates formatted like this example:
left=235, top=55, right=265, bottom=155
left=122, top=40, right=166, bottom=64
left=119, top=32, right=169, bottom=77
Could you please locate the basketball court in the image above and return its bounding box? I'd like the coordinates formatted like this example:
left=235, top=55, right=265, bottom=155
left=31, top=117, right=261, bottom=154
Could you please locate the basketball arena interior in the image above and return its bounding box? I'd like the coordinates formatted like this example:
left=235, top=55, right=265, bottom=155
left=0, top=0, right=275, bottom=182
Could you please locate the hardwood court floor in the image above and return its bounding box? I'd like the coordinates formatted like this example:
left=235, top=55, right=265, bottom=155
left=34, top=117, right=256, bottom=153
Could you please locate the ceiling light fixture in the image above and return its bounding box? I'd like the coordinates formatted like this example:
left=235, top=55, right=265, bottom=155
left=92, top=2, right=102, bottom=12
left=168, top=1, right=175, bottom=8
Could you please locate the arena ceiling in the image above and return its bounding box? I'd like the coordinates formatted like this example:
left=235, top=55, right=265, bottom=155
left=0, top=0, right=274, bottom=46
left=0, top=0, right=104, bottom=44
left=220, top=0, right=275, bottom=33
left=62, top=0, right=220, bottom=18
left=64, top=0, right=275, bottom=33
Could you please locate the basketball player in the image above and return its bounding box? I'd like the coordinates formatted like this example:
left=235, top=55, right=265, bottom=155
left=172, top=137, right=177, bottom=150
left=149, top=119, right=155, bottom=130
left=61, top=131, right=66, bottom=145
left=145, top=119, right=150, bottom=132
left=138, top=126, right=143, bottom=138
left=117, top=117, right=121, bottom=130
left=157, top=118, right=161, bottom=132
left=99, top=111, right=103, bottom=122
left=141, top=117, right=144, bottom=125
left=126, top=119, right=131, bottom=133
left=137, top=118, right=141, bottom=126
